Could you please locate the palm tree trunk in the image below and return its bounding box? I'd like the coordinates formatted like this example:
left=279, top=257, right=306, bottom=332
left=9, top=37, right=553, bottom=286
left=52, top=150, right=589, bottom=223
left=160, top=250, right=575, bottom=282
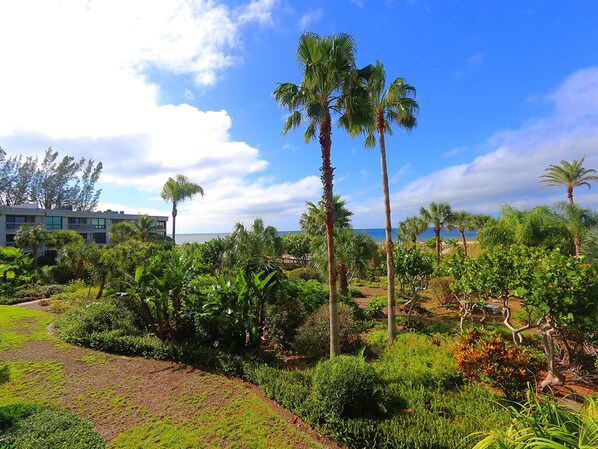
left=573, top=234, right=581, bottom=258
left=377, top=121, right=397, bottom=341
left=435, top=226, right=441, bottom=267
left=171, top=204, right=177, bottom=245
left=459, top=229, right=468, bottom=257
left=568, top=186, right=574, bottom=205
left=320, top=111, right=340, bottom=358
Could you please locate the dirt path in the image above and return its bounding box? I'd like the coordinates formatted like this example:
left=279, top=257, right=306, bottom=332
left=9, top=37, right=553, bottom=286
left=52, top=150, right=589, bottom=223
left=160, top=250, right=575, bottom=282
left=0, top=305, right=338, bottom=449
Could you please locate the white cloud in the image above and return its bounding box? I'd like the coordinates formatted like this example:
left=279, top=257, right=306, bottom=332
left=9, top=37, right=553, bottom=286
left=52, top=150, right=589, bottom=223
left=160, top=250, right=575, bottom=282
left=298, top=9, right=323, bottom=29
left=352, top=67, right=598, bottom=226
left=0, top=0, right=324, bottom=233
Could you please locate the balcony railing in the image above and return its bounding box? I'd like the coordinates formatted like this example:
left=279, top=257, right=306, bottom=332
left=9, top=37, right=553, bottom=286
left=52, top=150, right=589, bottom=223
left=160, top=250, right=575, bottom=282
left=5, top=222, right=37, bottom=231
left=67, top=224, right=105, bottom=231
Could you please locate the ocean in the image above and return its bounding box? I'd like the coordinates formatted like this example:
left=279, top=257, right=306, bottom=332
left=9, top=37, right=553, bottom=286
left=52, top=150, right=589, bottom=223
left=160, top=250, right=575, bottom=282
left=175, top=228, right=478, bottom=244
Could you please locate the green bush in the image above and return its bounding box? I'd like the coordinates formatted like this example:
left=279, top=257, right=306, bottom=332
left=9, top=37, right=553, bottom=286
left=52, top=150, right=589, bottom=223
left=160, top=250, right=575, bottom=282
left=364, top=296, right=387, bottom=320
left=0, top=364, right=10, bottom=385
left=311, top=356, right=383, bottom=420
left=339, top=294, right=366, bottom=321
left=375, top=333, right=462, bottom=390
left=275, top=278, right=327, bottom=313
left=286, top=267, right=322, bottom=282
left=0, top=409, right=105, bottom=449
left=0, top=404, right=42, bottom=432
left=264, top=295, right=307, bottom=350
left=294, top=303, right=361, bottom=359
left=252, top=366, right=312, bottom=415
left=56, top=301, right=142, bottom=346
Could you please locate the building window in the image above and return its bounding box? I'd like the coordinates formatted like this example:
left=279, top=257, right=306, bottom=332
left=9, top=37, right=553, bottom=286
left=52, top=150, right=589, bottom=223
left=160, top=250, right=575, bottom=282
left=91, top=218, right=106, bottom=229
left=68, top=217, right=82, bottom=224
left=6, top=215, right=32, bottom=223
left=45, top=216, right=62, bottom=230
left=92, top=232, right=107, bottom=244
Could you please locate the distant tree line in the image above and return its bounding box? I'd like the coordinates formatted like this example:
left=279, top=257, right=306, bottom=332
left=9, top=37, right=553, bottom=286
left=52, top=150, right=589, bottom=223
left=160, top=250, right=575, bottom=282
left=0, top=147, right=102, bottom=211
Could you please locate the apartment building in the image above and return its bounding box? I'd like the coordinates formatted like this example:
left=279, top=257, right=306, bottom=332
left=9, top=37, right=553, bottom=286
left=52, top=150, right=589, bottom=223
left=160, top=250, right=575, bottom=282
left=0, top=204, right=168, bottom=249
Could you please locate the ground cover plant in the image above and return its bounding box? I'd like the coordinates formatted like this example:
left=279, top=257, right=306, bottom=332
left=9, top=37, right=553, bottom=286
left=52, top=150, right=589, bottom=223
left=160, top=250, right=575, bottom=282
left=0, top=306, right=328, bottom=448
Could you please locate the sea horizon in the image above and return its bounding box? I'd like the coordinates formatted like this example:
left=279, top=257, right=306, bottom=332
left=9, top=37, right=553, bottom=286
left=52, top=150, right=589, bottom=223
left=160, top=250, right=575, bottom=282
left=175, top=228, right=478, bottom=244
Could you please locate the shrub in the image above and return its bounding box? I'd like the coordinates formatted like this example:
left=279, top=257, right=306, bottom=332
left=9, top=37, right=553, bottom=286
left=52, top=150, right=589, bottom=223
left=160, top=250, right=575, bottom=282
left=57, top=301, right=142, bottom=346
left=311, top=355, right=384, bottom=420
left=427, top=276, right=457, bottom=307
left=364, top=296, right=387, bottom=320
left=276, top=278, right=327, bottom=313
left=286, top=267, right=322, bottom=282
left=339, top=294, right=366, bottom=321
left=0, top=403, right=42, bottom=432
left=375, top=333, right=462, bottom=390
left=0, top=409, right=105, bottom=449
left=294, top=303, right=361, bottom=359
left=264, top=295, right=307, bottom=350
left=252, top=365, right=313, bottom=415
left=454, top=329, right=539, bottom=400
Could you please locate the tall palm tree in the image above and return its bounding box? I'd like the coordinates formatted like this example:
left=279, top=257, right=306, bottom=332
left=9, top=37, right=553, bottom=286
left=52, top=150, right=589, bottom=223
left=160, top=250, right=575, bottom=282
left=397, top=216, right=428, bottom=247
left=273, top=32, right=371, bottom=357
left=540, top=156, right=598, bottom=205
left=355, top=61, right=418, bottom=341
left=420, top=202, right=453, bottom=267
left=161, top=174, right=204, bottom=245
left=447, top=211, right=476, bottom=256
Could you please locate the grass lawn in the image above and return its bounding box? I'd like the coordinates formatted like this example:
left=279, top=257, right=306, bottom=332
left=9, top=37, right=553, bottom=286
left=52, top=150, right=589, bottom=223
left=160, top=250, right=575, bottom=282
left=0, top=305, right=329, bottom=449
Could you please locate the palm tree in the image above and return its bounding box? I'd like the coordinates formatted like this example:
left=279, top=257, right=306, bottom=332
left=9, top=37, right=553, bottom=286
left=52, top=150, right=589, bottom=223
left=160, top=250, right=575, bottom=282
left=130, top=215, right=162, bottom=243
left=540, top=156, right=598, bottom=205
left=222, top=217, right=282, bottom=275
left=299, top=195, right=353, bottom=238
left=447, top=211, right=476, bottom=256
left=478, top=205, right=571, bottom=251
left=397, top=216, right=428, bottom=247
left=161, top=174, right=204, bottom=245
left=356, top=61, right=418, bottom=341
left=273, top=32, right=371, bottom=357
left=108, top=221, right=135, bottom=244
left=14, top=224, right=47, bottom=269
left=420, top=202, right=453, bottom=267
left=553, top=201, right=598, bottom=258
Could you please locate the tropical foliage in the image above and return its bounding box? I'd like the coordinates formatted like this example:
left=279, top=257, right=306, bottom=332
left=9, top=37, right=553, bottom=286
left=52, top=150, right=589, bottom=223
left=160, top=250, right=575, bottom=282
left=273, top=31, right=372, bottom=357
left=540, top=155, right=598, bottom=204
left=161, top=174, right=204, bottom=245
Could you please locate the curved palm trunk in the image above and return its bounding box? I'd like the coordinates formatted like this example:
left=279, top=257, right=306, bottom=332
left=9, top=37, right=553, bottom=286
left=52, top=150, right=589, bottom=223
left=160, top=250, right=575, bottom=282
left=459, top=227, right=468, bottom=257
left=171, top=204, right=178, bottom=245
left=320, top=111, right=340, bottom=358
left=377, top=118, right=397, bottom=341
left=434, top=225, right=441, bottom=267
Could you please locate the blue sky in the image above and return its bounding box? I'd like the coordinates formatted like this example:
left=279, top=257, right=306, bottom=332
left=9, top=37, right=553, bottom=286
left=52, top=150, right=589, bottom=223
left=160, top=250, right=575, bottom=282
left=1, top=0, right=597, bottom=233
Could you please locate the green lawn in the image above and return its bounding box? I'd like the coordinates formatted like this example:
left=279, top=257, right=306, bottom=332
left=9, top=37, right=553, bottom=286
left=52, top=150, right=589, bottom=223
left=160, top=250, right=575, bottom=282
left=0, top=306, right=325, bottom=449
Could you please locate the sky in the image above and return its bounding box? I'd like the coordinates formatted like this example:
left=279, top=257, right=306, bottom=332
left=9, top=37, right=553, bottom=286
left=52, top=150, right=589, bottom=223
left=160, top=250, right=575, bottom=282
left=1, top=0, right=597, bottom=234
